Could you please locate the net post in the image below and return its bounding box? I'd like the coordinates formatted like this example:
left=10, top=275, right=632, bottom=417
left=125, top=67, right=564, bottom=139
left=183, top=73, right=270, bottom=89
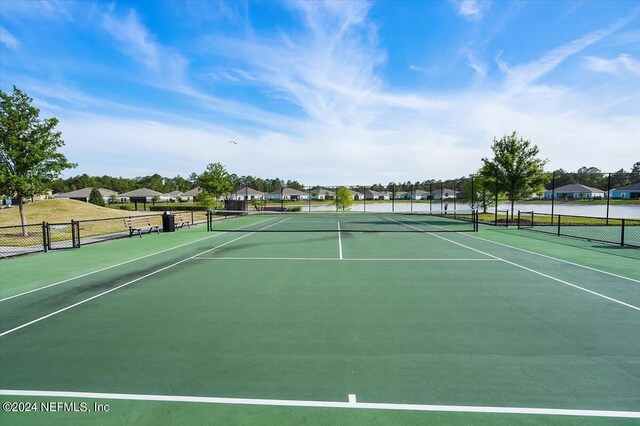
left=42, top=221, right=48, bottom=253
left=621, top=219, right=625, bottom=247
left=557, top=214, right=561, bottom=236
left=517, top=210, right=521, bottom=228
left=191, top=211, right=194, bottom=224
left=471, top=175, right=475, bottom=210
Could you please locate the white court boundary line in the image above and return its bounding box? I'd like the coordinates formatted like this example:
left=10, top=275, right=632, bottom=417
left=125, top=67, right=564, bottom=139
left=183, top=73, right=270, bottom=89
left=337, top=221, right=343, bottom=260
left=0, top=218, right=275, bottom=303
left=389, top=217, right=640, bottom=312
left=0, top=217, right=291, bottom=338
left=460, top=231, right=640, bottom=284
left=405, top=217, right=639, bottom=284
left=0, top=390, right=638, bottom=418
left=191, top=257, right=500, bottom=261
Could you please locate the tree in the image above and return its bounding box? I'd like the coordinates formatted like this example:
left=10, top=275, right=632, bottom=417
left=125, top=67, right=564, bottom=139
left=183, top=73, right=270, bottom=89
left=88, top=188, right=106, bottom=207
left=0, top=87, right=76, bottom=235
left=197, top=162, right=233, bottom=209
left=109, top=194, right=118, bottom=204
left=480, top=131, right=547, bottom=217
left=334, top=187, right=353, bottom=211
left=629, top=162, right=640, bottom=182
left=462, top=174, right=495, bottom=213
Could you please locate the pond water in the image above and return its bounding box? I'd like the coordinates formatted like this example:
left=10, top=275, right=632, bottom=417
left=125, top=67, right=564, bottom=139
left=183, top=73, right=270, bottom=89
left=302, top=201, right=640, bottom=219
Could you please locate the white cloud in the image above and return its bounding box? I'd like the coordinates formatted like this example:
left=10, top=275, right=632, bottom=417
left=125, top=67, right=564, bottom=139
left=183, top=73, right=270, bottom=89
left=102, top=9, right=187, bottom=86
left=499, top=11, right=640, bottom=95
left=466, top=53, right=486, bottom=75
left=0, top=27, right=19, bottom=50
left=454, top=0, right=483, bottom=20
left=584, top=53, right=640, bottom=76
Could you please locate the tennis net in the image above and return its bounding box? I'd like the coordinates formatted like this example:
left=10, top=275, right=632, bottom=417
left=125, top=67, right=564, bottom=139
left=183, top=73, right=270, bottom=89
left=206, top=210, right=478, bottom=233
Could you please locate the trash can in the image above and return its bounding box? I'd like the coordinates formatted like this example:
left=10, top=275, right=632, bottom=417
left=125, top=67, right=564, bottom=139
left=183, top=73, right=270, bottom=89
left=162, top=212, right=175, bottom=232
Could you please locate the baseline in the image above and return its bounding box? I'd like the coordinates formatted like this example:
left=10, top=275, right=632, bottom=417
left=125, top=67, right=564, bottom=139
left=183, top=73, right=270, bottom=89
left=1, top=390, right=638, bottom=418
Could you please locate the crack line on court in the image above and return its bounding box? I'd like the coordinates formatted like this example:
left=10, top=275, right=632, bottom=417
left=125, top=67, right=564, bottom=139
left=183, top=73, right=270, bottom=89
left=0, top=217, right=292, bottom=338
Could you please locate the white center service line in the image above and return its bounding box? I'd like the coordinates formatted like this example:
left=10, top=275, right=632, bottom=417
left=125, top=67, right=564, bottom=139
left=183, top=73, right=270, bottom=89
left=0, top=390, right=638, bottom=418
left=0, top=217, right=291, bottom=338
left=337, top=221, right=343, bottom=260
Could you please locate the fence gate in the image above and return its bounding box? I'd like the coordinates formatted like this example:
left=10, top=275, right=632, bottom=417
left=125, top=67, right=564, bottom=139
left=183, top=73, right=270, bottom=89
left=45, top=221, right=81, bottom=251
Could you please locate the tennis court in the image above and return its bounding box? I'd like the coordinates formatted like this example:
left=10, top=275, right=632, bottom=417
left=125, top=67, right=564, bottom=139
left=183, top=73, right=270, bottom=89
left=1, top=212, right=639, bottom=425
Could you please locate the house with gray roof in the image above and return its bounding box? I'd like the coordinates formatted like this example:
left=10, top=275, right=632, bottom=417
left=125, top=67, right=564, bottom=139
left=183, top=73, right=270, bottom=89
left=118, top=188, right=169, bottom=203
left=54, top=187, right=117, bottom=203
left=309, top=187, right=336, bottom=200
left=180, top=187, right=201, bottom=201
left=431, top=188, right=459, bottom=200
left=543, top=184, right=606, bottom=200
left=266, top=187, right=308, bottom=201
left=610, top=182, right=640, bottom=200
left=230, top=186, right=265, bottom=200
left=364, top=189, right=390, bottom=200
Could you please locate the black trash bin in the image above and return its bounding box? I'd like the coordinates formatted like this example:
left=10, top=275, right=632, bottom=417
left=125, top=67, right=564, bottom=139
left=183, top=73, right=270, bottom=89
left=162, top=212, right=175, bottom=232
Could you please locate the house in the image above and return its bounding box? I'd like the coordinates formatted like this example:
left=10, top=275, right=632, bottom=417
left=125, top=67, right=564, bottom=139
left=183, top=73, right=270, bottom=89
left=610, top=182, right=640, bottom=199
left=181, top=187, right=201, bottom=202
left=364, top=189, right=390, bottom=200
left=118, top=188, right=169, bottom=203
left=54, top=187, right=117, bottom=203
left=167, top=191, right=183, bottom=201
left=414, top=190, right=430, bottom=200
left=266, top=187, right=309, bottom=201
left=230, top=186, right=265, bottom=200
left=394, top=191, right=408, bottom=200
left=308, top=187, right=335, bottom=200
left=347, top=189, right=364, bottom=200
left=431, top=188, right=458, bottom=200
left=543, top=184, right=606, bottom=200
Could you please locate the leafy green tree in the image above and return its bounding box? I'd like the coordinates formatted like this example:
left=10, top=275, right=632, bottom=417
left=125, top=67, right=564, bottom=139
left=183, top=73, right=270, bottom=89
left=197, top=162, right=233, bottom=209
left=462, top=174, right=495, bottom=213
left=480, top=131, right=547, bottom=217
left=629, top=162, right=640, bottom=183
left=88, top=188, right=106, bottom=206
left=334, top=187, right=353, bottom=211
left=0, top=87, right=76, bottom=235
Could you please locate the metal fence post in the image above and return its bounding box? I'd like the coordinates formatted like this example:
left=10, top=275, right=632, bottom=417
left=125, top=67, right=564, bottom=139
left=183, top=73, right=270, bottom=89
left=392, top=184, right=395, bottom=212
left=550, top=173, right=555, bottom=226
left=410, top=183, right=414, bottom=213
left=606, top=173, right=611, bottom=225
left=517, top=211, right=521, bottom=228
left=42, top=221, right=48, bottom=253
left=621, top=219, right=625, bottom=247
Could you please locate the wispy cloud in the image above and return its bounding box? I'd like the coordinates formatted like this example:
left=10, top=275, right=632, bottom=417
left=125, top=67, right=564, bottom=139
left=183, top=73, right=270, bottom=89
left=453, top=0, right=484, bottom=20
left=466, top=53, right=486, bottom=75
left=584, top=53, right=640, bottom=76
left=499, top=10, right=640, bottom=94
left=0, top=26, right=19, bottom=50
left=102, top=9, right=188, bottom=90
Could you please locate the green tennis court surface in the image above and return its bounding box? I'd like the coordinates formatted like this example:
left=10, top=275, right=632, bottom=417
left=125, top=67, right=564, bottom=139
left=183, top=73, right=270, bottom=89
left=1, top=215, right=639, bottom=425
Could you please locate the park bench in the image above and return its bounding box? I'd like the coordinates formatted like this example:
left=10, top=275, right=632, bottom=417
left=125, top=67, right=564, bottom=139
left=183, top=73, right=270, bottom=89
left=124, top=217, right=160, bottom=237
left=174, top=213, right=191, bottom=229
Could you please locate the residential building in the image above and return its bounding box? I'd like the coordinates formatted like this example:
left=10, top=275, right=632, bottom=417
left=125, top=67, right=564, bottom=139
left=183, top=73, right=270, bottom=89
left=543, top=184, right=606, bottom=200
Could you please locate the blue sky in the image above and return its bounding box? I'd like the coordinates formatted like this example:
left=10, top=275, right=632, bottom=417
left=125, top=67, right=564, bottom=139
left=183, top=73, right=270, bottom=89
left=1, top=0, right=639, bottom=184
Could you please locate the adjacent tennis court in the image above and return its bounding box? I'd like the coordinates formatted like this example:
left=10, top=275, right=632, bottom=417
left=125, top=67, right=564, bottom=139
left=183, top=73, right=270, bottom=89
left=1, top=213, right=639, bottom=424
